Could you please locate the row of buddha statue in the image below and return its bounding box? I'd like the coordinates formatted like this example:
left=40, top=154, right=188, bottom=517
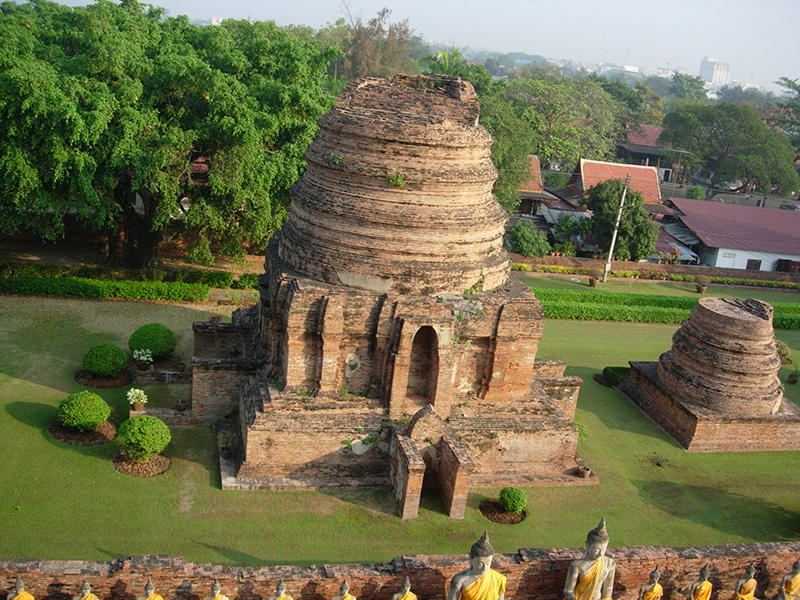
left=5, top=522, right=800, bottom=600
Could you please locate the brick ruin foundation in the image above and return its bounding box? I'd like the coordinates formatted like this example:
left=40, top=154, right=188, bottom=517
left=3, top=542, right=800, bottom=600
left=190, top=76, right=587, bottom=518
left=621, top=297, right=800, bottom=452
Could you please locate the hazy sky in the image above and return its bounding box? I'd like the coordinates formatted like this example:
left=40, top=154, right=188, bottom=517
left=55, top=0, right=798, bottom=93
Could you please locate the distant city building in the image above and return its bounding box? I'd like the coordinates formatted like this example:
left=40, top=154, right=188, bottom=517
left=211, top=16, right=223, bottom=26
left=699, top=56, right=730, bottom=86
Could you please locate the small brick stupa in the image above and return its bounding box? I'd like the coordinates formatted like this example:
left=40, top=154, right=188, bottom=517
left=623, top=297, right=800, bottom=452
left=192, top=76, right=586, bottom=519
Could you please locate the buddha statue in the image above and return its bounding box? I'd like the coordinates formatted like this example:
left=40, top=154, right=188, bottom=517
left=391, top=578, right=416, bottom=600
left=269, top=581, right=293, bottom=600
left=777, top=560, right=800, bottom=600
left=638, top=568, right=663, bottom=600
left=332, top=581, right=355, bottom=600
left=136, top=580, right=162, bottom=600
left=563, top=518, right=615, bottom=600
left=733, top=566, right=757, bottom=600
left=73, top=581, right=98, bottom=600
left=689, top=566, right=712, bottom=600
left=203, top=580, right=229, bottom=600
left=447, top=531, right=507, bottom=600
left=8, top=580, right=33, bottom=600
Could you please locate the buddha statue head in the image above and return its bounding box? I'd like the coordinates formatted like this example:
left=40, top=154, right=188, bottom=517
left=793, top=560, right=800, bottom=574
left=15, top=580, right=25, bottom=594
left=469, top=531, right=494, bottom=575
left=585, top=518, right=609, bottom=560
left=699, top=566, right=710, bottom=581
left=211, top=581, right=222, bottom=597
left=400, top=578, right=411, bottom=594
left=339, top=581, right=350, bottom=597
left=276, top=581, right=287, bottom=597
left=144, top=580, right=155, bottom=597
left=81, top=581, right=92, bottom=596
left=649, top=568, right=660, bottom=584
left=745, top=565, right=755, bottom=579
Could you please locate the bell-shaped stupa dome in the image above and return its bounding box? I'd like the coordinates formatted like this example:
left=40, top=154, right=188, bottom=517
left=277, top=75, right=509, bottom=295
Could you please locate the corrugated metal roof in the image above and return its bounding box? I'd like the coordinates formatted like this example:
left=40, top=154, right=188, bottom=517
left=671, top=197, right=800, bottom=255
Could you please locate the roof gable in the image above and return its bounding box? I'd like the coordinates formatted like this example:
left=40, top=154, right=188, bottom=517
left=580, top=159, right=662, bottom=204
left=670, top=197, right=800, bottom=255
left=626, top=125, right=667, bottom=148
left=519, top=155, right=544, bottom=195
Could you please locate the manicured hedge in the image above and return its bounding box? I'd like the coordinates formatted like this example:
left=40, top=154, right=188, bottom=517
left=541, top=301, right=690, bottom=324
left=532, top=288, right=700, bottom=310
left=0, top=277, right=210, bottom=301
left=532, top=288, right=800, bottom=329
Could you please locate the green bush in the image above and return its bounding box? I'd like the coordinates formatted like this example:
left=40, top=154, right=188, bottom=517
left=499, top=486, right=528, bottom=513
left=57, top=391, right=111, bottom=432
left=510, top=263, right=532, bottom=271
left=0, top=276, right=210, bottom=300
left=82, top=342, right=128, bottom=377
left=119, top=415, right=171, bottom=462
left=237, top=273, right=259, bottom=289
left=543, top=172, right=568, bottom=187
left=602, top=366, right=631, bottom=386
left=510, top=221, right=551, bottom=257
left=129, top=323, right=177, bottom=358
left=685, top=185, right=705, bottom=200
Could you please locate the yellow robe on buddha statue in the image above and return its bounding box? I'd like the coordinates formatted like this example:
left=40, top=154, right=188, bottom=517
left=275, top=593, right=294, bottom=600
left=460, top=570, right=507, bottom=600
left=339, top=594, right=355, bottom=600
left=569, top=556, right=611, bottom=600
left=642, top=582, right=663, bottom=600
left=396, top=592, right=417, bottom=600
left=143, top=593, right=164, bottom=600
left=735, top=578, right=756, bottom=600
left=785, top=573, right=800, bottom=599
left=10, top=592, right=34, bottom=600
left=693, top=581, right=712, bottom=600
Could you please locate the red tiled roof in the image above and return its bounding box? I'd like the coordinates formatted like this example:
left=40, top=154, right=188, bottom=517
left=519, top=155, right=543, bottom=194
left=626, top=125, right=668, bottom=148
left=670, top=197, right=800, bottom=255
left=580, top=159, right=662, bottom=204
left=191, top=157, right=209, bottom=175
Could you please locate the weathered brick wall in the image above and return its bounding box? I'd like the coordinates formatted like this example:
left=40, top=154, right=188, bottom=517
left=4, top=543, right=800, bottom=600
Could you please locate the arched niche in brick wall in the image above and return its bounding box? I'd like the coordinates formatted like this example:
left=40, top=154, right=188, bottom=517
left=406, top=326, right=439, bottom=407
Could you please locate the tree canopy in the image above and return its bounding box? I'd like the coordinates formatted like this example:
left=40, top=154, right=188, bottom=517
left=584, top=179, right=657, bottom=261
left=660, top=101, right=800, bottom=198
left=0, top=0, right=338, bottom=267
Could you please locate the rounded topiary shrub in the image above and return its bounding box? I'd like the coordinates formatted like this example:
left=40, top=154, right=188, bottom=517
left=119, top=415, right=172, bottom=462
left=128, top=323, right=177, bottom=359
left=57, top=391, right=111, bottom=431
left=499, top=486, right=528, bottom=513
left=82, top=342, right=128, bottom=378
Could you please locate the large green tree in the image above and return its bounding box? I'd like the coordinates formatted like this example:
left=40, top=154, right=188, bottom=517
left=584, top=179, right=657, bottom=261
left=774, top=77, right=800, bottom=154
left=659, top=101, right=800, bottom=199
left=0, top=0, right=338, bottom=267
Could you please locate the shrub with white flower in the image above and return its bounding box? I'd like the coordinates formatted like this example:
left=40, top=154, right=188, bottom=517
left=127, top=388, right=148, bottom=405
left=132, top=348, right=153, bottom=364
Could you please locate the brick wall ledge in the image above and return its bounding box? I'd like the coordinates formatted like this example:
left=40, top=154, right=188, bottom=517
left=3, top=542, right=800, bottom=600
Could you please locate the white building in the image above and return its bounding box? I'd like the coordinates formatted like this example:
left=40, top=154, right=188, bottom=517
left=669, top=198, right=800, bottom=272
left=699, top=56, right=731, bottom=86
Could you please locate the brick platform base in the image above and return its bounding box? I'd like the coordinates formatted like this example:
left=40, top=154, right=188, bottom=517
left=622, top=362, right=800, bottom=452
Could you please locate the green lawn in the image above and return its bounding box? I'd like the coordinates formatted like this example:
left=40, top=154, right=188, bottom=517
left=1, top=295, right=799, bottom=566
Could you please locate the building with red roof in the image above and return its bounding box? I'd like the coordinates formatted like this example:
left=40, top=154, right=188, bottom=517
left=670, top=197, right=800, bottom=271
left=567, top=159, right=663, bottom=205
left=517, top=155, right=561, bottom=215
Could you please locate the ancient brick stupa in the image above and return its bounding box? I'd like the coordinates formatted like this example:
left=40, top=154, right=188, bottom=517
left=192, top=76, right=585, bottom=519
left=623, top=297, right=800, bottom=452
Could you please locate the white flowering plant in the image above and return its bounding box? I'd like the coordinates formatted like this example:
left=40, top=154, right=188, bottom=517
left=127, top=388, right=148, bottom=405
left=132, top=348, right=153, bottom=364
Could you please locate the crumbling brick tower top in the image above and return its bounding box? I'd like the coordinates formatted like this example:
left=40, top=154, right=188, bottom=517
left=278, top=75, right=509, bottom=296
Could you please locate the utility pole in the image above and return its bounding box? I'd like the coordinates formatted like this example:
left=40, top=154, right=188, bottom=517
left=603, top=174, right=631, bottom=283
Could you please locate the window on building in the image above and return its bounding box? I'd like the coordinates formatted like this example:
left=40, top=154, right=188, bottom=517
left=746, top=259, right=762, bottom=271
